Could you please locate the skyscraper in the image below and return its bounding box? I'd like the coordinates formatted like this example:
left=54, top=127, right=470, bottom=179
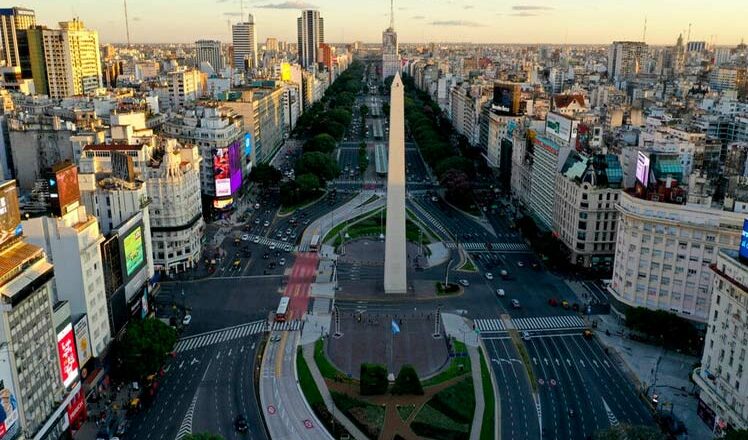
left=195, top=39, right=223, bottom=72
left=608, top=41, right=647, bottom=84
left=297, top=9, right=324, bottom=69
left=33, top=19, right=102, bottom=98
left=0, top=7, right=36, bottom=78
left=382, top=0, right=399, bottom=81
left=232, top=14, right=257, bottom=71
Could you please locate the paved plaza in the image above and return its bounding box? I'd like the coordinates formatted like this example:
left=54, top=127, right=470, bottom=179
left=326, top=309, right=450, bottom=379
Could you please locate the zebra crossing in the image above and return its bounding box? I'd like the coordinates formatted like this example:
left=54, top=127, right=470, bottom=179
left=408, top=201, right=450, bottom=238
left=475, top=315, right=587, bottom=333
left=173, top=319, right=306, bottom=353
left=246, top=234, right=294, bottom=252
left=444, top=242, right=530, bottom=252
left=474, top=318, right=506, bottom=332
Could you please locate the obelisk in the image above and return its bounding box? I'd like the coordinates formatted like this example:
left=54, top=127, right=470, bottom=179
left=384, top=73, right=407, bottom=294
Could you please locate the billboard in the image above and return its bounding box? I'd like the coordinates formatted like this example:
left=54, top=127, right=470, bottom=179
left=739, top=219, right=748, bottom=262
left=122, top=225, right=145, bottom=278
left=636, top=151, right=650, bottom=187
left=280, top=62, right=291, bottom=82
left=0, top=181, right=21, bottom=248
left=48, top=162, right=81, bottom=217
left=73, top=316, right=92, bottom=367
left=545, top=112, right=578, bottom=144
left=213, top=147, right=231, bottom=197
left=228, top=141, right=242, bottom=193
left=244, top=133, right=252, bottom=158
left=66, top=387, right=86, bottom=430
left=57, top=323, right=80, bottom=388
left=492, top=82, right=521, bottom=115
left=0, top=349, right=19, bottom=440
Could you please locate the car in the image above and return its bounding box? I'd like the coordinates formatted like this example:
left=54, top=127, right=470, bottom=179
left=235, top=414, right=249, bottom=432
left=276, top=231, right=282, bottom=238
left=182, top=315, right=192, bottom=326
left=548, top=298, right=558, bottom=307
left=517, top=261, right=524, bottom=267
left=286, top=228, right=292, bottom=234
left=279, top=258, right=286, bottom=266
left=263, top=253, right=269, bottom=260
left=458, top=279, right=469, bottom=287
left=281, top=236, right=288, bottom=242
left=233, top=258, right=241, bottom=268
left=284, top=245, right=293, bottom=252
left=431, top=196, right=439, bottom=202
left=561, top=300, right=570, bottom=309
left=253, top=236, right=260, bottom=244
left=254, top=218, right=261, bottom=224
left=496, top=288, right=505, bottom=297
left=269, top=243, right=276, bottom=250
left=582, top=329, right=593, bottom=339
left=522, top=331, right=531, bottom=341
left=263, top=220, right=270, bottom=227
left=510, top=299, right=521, bottom=309
left=241, top=234, right=249, bottom=241
left=485, top=272, right=493, bottom=280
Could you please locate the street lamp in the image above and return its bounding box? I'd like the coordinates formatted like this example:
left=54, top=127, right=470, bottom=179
left=444, top=257, right=455, bottom=288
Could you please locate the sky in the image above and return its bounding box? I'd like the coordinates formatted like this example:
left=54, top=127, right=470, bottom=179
left=18, top=0, right=748, bottom=46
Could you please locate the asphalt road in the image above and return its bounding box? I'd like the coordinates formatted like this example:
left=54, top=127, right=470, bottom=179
left=124, top=333, right=265, bottom=440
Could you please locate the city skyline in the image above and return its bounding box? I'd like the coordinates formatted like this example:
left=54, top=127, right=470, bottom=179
left=18, top=0, right=748, bottom=46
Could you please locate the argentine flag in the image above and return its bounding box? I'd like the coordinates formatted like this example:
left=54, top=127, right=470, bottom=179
left=391, top=320, right=400, bottom=335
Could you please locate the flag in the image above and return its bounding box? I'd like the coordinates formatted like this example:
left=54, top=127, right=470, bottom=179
left=391, top=320, right=400, bottom=335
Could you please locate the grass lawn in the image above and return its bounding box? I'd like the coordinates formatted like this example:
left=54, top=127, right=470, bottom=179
left=397, top=404, right=416, bottom=422
left=479, top=349, right=496, bottom=440
left=457, top=258, right=477, bottom=272
left=429, top=378, right=475, bottom=424
left=331, top=391, right=385, bottom=439
left=422, top=341, right=471, bottom=387
left=436, top=282, right=460, bottom=296
left=297, top=347, right=324, bottom=407
left=314, top=339, right=349, bottom=382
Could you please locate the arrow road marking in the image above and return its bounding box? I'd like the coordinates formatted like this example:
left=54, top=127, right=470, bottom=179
left=555, top=358, right=560, bottom=366
left=592, top=359, right=599, bottom=368
left=179, top=361, right=184, bottom=369
left=228, top=349, right=232, bottom=356
left=190, top=358, right=199, bottom=366
left=602, top=398, right=619, bottom=427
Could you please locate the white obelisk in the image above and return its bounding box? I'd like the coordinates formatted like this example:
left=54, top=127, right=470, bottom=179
left=384, top=73, right=407, bottom=294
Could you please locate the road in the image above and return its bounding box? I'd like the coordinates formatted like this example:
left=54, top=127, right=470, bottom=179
left=260, top=331, right=332, bottom=440
left=125, top=329, right=265, bottom=440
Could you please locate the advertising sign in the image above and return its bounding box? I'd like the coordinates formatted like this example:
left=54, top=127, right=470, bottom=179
left=57, top=323, right=80, bottom=388
left=122, top=225, right=145, bottom=277
left=66, top=387, right=86, bottom=430
left=636, top=151, right=650, bottom=187
left=49, top=163, right=81, bottom=216
left=0, top=349, right=19, bottom=440
left=280, top=62, right=291, bottom=82
left=244, top=133, right=253, bottom=158
left=739, top=219, right=748, bottom=262
left=0, top=181, right=21, bottom=248
left=73, top=316, right=92, bottom=367
left=545, top=112, right=578, bottom=144
left=228, top=141, right=242, bottom=193
left=213, top=147, right=231, bottom=197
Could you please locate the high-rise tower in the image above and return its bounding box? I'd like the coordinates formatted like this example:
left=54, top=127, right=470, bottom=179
left=382, top=0, right=399, bottom=81
left=0, top=7, right=36, bottom=78
left=195, top=39, right=223, bottom=72
left=384, top=73, right=407, bottom=294
left=297, top=10, right=324, bottom=69
left=232, top=14, right=257, bottom=71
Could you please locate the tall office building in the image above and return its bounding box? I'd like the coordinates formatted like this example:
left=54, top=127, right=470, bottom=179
left=297, top=9, right=324, bottom=69
left=381, top=0, right=399, bottom=81
left=232, top=14, right=257, bottom=71
left=608, top=41, right=647, bottom=84
left=0, top=7, right=35, bottom=78
left=195, top=39, right=223, bottom=72
left=32, top=19, right=102, bottom=98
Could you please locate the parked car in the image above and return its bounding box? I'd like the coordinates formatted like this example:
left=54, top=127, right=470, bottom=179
left=182, top=315, right=192, bottom=326
left=496, top=288, right=505, bottom=297
left=458, top=279, right=470, bottom=287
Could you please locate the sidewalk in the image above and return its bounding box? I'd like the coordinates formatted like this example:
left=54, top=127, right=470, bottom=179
left=301, top=343, right=369, bottom=440
left=594, top=314, right=712, bottom=440
left=300, top=191, right=382, bottom=246
left=74, top=383, right=133, bottom=440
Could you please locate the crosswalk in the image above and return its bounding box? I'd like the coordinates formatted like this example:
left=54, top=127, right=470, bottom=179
left=174, top=320, right=267, bottom=353
left=271, top=320, right=304, bottom=331
left=408, top=201, right=450, bottom=238
left=444, top=242, right=530, bottom=252
left=475, top=315, right=587, bottom=333
left=246, top=234, right=295, bottom=252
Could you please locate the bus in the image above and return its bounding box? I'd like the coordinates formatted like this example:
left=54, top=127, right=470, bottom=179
left=275, top=296, right=290, bottom=322
left=309, top=234, right=321, bottom=252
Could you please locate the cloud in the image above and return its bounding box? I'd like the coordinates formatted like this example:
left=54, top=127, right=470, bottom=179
left=411, top=15, right=426, bottom=20
left=256, top=1, right=317, bottom=8
left=430, top=20, right=485, bottom=26
left=512, top=5, right=553, bottom=10
left=510, top=12, right=538, bottom=16
left=223, top=11, right=243, bottom=16
left=464, top=5, right=474, bottom=9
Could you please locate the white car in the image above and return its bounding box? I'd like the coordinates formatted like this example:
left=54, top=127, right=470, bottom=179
left=269, top=243, right=276, bottom=250
left=496, top=288, right=505, bottom=297
left=253, top=236, right=260, bottom=244
left=485, top=272, right=493, bottom=280
left=182, top=315, right=192, bottom=326
left=517, top=261, right=525, bottom=268
left=263, top=220, right=270, bottom=227
left=241, top=234, right=249, bottom=241
left=458, top=279, right=470, bottom=287
left=279, top=258, right=286, bottom=266
left=522, top=331, right=531, bottom=341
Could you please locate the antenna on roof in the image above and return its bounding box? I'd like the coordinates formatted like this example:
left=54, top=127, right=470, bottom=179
left=390, top=0, right=395, bottom=30
left=642, top=16, right=647, bottom=42
left=123, top=0, right=131, bottom=46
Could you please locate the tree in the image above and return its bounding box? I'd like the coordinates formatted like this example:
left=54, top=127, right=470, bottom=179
left=624, top=307, right=701, bottom=354
left=360, top=104, right=370, bottom=118
left=441, top=169, right=472, bottom=208
left=183, top=434, right=224, bottom=440
left=295, top=152, right=340, bottom=183
left=382, top=102, right=390, bottom=117
left=391, top=364, right=423, bottom=395
left=304, top=134, right=337, bottom=154
left=115, top=318, right=177, bottom=381
left=435, top=156, right=475, bottom=179
left=326, top=108, right=352, bottom=127
left=360, top=363, right=388, bottom=395
left=250, top=163, right=282, bottom=187
left=296, top=173, right=321, bottom=196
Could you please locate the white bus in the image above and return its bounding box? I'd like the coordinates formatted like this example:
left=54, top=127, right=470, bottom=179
left=309, top=234, right=321, bottom=252
left=275, top=296, right=290, bottom=322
